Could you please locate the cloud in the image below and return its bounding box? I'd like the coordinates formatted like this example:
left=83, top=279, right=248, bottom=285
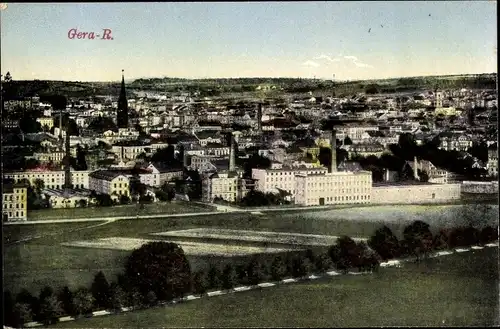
left=314, top=54, right=341, bottom=62
left=302, top=60, right=320, bottom=68
left=344, top=55, right=359, bottom=61
left=307, top=54, right=373, bottom=69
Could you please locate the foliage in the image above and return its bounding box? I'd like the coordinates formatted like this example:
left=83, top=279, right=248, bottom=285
left=57, top=286, right=74, bottom=316
left=270, top=257, right=288, bottom=281
left=12, top=303, right=33, bottom=326
left=192, top=271, right=209, bottom=295
left=239, top=190, right=285, bottom=207
left=314, top=253, right=334, bottom=273
left=221, top=264, right=238, bottom=290
left=91, top=271, right=111, bottom=309
left=119, top=194, right=131, bottom=205
left=480, top=226, right=498, bottom=244
left=242, top=154, right=271, bottom=178
left=207, top=265, right=222, bottom=290
left=39, top=294, right=63, bottom=325
left=402, top=221, right=434, bottom=259
left=72, top=288, right=95, bottom=316
left=144, top=291, right=158, bottom=307
left=368, top=226, right=401, bottom=261
left=125, top=241, right=192, bottom=302
left=247, top=257, right=268, bottom=285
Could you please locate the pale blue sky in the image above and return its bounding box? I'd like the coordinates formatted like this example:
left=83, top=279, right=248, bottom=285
left=1, top=2, right=497, bottom=82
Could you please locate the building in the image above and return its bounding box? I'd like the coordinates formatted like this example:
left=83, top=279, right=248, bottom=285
left=487, top=145, right=498, bottom=177
left=142, top=162, right=184, bottom=187
left=36, top=116, right=55, bottom=130
left=371, top=181, right=461, bottom=204
left=3, top=169, right=91, bottom=189
left=88, top=170, right=130, bottom=197
left=202, top=171, right=240, bottom=202
left=2, top=182, right=28, bottom=221
left=252, top=166, right=328, bottom=197
left=294, top=171, right=372, bottom=206
left=43, top=188, right=91, bottom=209
left=117, top=70, right=129, bottom=128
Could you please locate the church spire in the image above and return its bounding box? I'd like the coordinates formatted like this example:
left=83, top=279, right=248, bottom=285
left=117, top=69, right=128, bottom=128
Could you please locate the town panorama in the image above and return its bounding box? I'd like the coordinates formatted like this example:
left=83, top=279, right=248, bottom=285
left=1, top=2, right=498, bottom=328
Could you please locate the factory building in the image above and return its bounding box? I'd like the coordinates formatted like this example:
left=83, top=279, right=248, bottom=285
left=294, top=130, right=373, bottom=206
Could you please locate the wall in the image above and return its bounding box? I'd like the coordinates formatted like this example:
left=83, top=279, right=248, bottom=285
left=371, top=183, right=461, bottom=204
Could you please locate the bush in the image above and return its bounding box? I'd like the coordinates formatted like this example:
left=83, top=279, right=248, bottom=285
left=15, top=289, right=39, bottom=322
left=270, top=256, right=287, bottom=281
left=13, top=302, right=33, bottom=326
left=71, top=288, right=95, bottom=317
left=368, top=226, right=401, bottom=261
left=247, top=258, right=268, bottom=285
left=432, top=229, right=451, bottom=251
left=109, top=283, right=128, bottom=311
left=125, top=241, right=192, bottom=301
left=144, top=291, right=157, bottom=307
left=329, top=236, right=359, bottom=272
left=57, top=286, right=74, bottom=317
left=480, top=226, right=498, bottom=244
left=4, top=290, right=16, bottom=327
left=221, top=264, right=238, bottom=290
left=39, top=294, right=63, bottom=325
left=192, top=271, right=208, bottom=295
left=314, top=253, right=334, bottom=273
left=293, top=257, right=314, bottom=277
left=128, top=288, right=144, bottom=309
left=207, top=265, right=222, bottom=290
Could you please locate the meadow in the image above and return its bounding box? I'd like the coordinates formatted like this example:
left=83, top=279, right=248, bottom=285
left=4, top=204, right=498, bottom=296
left=52, top=248, right=498, bottom=327
left=26, top=201, right=213, bottom=220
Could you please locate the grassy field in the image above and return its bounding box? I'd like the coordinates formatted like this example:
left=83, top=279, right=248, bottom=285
left=4, top=204, right=497, bottom=296
left=53, top=248, right=498, bottom=327
left=26, top=201, right=214, bottom=220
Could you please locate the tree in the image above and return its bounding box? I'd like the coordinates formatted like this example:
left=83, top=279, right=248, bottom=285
left=57, top=286, right=74, bottom=316
left=432, top=229, right=451, bottom=250
left=357, top=241, right=380, bottom=272
left=16, top=289, right=39, bottom=322
left=4, top=290, right=16, bottom=327
left=144, top=291, right=157, bottom=307
left=71, top=288, right=95, bottom=317
left=77, top=199, right=87, bottom=208
left=108, top=283, right=127, bottom=312
left=76, top=144, right=88, bottom=170
left=343, top=136, right=353, bottom=145
left=368, top=226, right=401, bottom=261
left=13, top=302, right=33, bottom=326
left=207, top=265, right=222, bottom=290
left=270, top=256, right=287, bottom=281
left=293, top=256, right=314, bottom=277
left=91, top=271, right=111, bottom=309
left=479, top=226, right=498, bottom=244
left=39, top=294, right=63, bottom=325
left=221, top=264, right=238, bottom=290
left=402, top=220, right=434, bottom=259
left=125, top=241, right=192, bottom=302
left=329, top=236, right=361, bottom=272
left=247, top=258, right=268, bottom=285
left=119, top=194, right=131, bottom=205
left=314, top=253, right=334, bottom=273
left=192, top=271, right=209, bottom=295
left=128, top=288, right=144, bottom=309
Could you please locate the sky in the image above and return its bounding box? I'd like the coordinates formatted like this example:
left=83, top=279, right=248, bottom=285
left=0, top=2, right=497, bottom=82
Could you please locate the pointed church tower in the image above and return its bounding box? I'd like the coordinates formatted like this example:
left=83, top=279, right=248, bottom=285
left=117, top=69, right=128, bottom=128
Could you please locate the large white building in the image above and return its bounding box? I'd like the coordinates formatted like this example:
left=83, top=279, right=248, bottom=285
left=202, top=171, right=240, bottom=202
left=294, top=171, right=372, bottom=206
left=4, top=169, right=91, bottom=189
left=252, top=166, right=328, bottom=197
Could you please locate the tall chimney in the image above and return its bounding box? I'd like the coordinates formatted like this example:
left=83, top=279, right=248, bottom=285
left=229, top=133, right=235, bottom=172
left=257, top=103, right=263, bottom=133
left=182, top=146, right=188, bottom=168
left=330, top=130, right=337, bottom=173
left=63, top=124, right=72, bottom=194
left=413, top=156, right=419, bottom=180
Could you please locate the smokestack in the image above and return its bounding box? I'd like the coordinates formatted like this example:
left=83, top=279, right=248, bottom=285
left=229, top=133, right=235, bottom=172
left=63, top=124, right=72, bottom=194
left=414, top=156, right=419, bottom=180
left=330, top=130, right=337, bottom=173
left=257, top=103, right=263, bottom=133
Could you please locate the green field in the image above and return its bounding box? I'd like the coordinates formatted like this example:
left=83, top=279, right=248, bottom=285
left=26, top=201, right=214, bottom=220
left=53, top=248, right=498, bottom=327
left=4, top=204, right=498, bottom=296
